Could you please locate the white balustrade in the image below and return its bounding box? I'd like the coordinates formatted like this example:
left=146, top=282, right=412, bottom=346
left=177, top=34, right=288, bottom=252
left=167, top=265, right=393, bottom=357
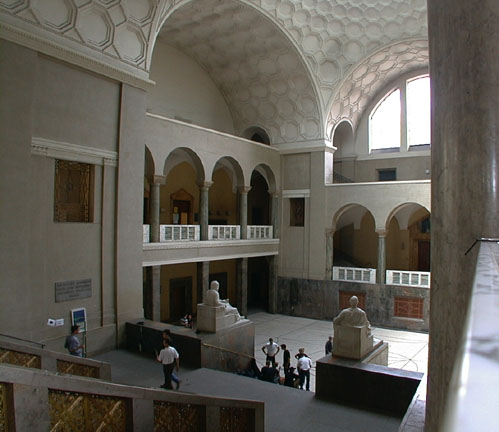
left=386, top=270, right=430, bottom=288
left=332, top=266, right=376, bottom=284
left=160, top=224, right=200, bottom=241
left=143, top=225, right=150, bottom=243
left=208, top=225, right=240, bottom=240
left=247, top=225, right=273, bottom=239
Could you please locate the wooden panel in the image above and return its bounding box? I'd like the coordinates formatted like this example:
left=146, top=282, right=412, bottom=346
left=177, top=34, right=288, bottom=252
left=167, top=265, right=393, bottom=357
left=394, top=297, right=424, bottom=319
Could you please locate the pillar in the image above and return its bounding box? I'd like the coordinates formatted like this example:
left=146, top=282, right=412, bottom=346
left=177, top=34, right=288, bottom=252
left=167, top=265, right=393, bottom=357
left=268, top=255, right=278, bottom=313
left=376, top=230, right=387, bottom=285
left=236, top=257, right=248, bottom=317
left=199, top=182, right=213, bottom=241
left=196, top=261, right=210, bottom=305
left=270, top=193, right=279, bottom=238
left=325, top=229, right=334, bottom=280
left=426, top=1, right=499, bottom=430
left=239, top=186, right=251, bottom=239
left=149, top=175, right=165, bottom=243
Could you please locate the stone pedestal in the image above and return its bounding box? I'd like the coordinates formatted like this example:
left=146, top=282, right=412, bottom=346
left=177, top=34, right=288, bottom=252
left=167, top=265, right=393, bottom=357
left=333, top=325, right=374, bottom=360
left=196, top=304, right=241, bottom=333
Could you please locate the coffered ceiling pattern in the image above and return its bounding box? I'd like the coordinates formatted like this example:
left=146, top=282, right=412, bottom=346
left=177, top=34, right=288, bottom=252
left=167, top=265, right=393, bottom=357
left=157, top=0, right=322, bottom=145
left=0, top=0, right=429, bottom=144
left=326, top=39, right=428, bottom=137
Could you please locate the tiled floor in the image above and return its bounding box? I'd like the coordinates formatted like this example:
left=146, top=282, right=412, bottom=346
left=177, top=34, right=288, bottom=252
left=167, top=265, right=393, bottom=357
left=250, top=311, right=428, bottom=393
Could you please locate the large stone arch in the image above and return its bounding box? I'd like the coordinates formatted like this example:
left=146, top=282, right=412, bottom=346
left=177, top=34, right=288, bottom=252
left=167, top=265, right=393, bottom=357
left=385, top=202, right=430, bottom=231
left=210, top=156, right=245, bottom=191
left=149, top=0, right=323, bottom=145
left=332, top=203, right=374, bottom=232
left=250, top=163, right=277, bottom=195
left=163, top=147, right=205, bottom=184
left=326, top=39, right=429, bottom=139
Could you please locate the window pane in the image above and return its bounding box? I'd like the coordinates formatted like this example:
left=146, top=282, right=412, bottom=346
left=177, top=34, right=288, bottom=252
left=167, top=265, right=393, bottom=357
left=407, top=76, right=431, bottom=146
left=370, top=89, right=401, bottom=150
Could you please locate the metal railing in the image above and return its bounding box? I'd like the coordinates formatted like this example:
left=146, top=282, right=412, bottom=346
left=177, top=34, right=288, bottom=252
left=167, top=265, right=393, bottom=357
left=386, top=270, right=430, bottom=288
left=332, top=266, right=376, bottom=283
left=208, top=225, right=241, bottom=240
left=247, top=225, right=273, bottom=239
left=0, top=333, right=45, bottom=349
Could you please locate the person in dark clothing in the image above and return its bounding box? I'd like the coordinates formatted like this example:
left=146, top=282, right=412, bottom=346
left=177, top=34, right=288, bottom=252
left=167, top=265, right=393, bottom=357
left=280, top=344, right=290, bottom=372
left=325, top=336, right=333, bottom=355
left=260, top=360, right=278, bottom=383
left=284, top=367, right=300, bottom=388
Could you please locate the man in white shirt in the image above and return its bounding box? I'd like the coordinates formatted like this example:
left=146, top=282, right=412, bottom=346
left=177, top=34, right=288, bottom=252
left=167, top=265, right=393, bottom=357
left=261, top=337, right=280, bottom=367
left=157, top=338, right=179, bottom=389
left=297, top=353, right=312, bottom=391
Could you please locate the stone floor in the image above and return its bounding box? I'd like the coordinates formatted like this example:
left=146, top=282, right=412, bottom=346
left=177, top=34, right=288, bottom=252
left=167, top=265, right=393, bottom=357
left=250, top=311, right=429, bottom=393
left=94, top=312, right=428, bottom=432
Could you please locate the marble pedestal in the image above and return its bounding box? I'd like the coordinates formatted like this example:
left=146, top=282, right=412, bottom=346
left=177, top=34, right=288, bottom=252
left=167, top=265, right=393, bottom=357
left=196, top=304, right=240, bottom=333
left=333, top=325, right=374, bottom=360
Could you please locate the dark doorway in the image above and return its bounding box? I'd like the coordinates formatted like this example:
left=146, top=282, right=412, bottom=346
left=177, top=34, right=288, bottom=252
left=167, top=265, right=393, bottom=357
left=143, top=267, right=152, bottom=320
left=248, top=257, right=269, bottom=311
left=173, top=199, right=190, bottom=225
left=418, top=241, right=431, bottom=271
left=169, top=277, right=192, bottom=322
left=209, top=272, right=228, bottom=299
left=248, top=171, right=270, bottom=226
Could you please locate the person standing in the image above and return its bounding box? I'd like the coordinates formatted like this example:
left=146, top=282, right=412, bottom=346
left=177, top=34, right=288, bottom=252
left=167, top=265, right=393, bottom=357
left=162, top=330, right=181, bottom=389
left=297, top=354, right=312, bottom=391
left=157, top=338, right=179, bottom=390
left=65, top=325, right=83, bottom=357
left=325, top=336, right=333, bottom=355
left=280, top=344, right=290, bottom=371
left=262, top=338, right=280, bottom=367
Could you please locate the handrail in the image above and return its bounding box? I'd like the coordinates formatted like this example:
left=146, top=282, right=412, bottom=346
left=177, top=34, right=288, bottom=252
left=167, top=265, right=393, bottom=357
left=202, top=342, right=254, bottom=360
left=0, top=333, right=45, bottom=348
left=441, top=240, right=499, bottom=431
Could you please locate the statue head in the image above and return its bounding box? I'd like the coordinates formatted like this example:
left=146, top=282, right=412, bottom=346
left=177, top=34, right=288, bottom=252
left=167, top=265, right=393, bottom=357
left=210, top=280, right=219, bottom=291
left=349, top=296, right=359, bottom=308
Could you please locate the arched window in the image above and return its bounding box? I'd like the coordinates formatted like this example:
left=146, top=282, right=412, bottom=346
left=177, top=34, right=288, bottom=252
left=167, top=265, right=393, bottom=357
left=369, top=75, right=430, bottom=153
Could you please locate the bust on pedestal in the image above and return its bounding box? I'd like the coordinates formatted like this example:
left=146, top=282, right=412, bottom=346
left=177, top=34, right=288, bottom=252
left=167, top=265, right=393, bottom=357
left=197, top=281, right=242, bottom=333
left=332, top=296, right=374, bottom=360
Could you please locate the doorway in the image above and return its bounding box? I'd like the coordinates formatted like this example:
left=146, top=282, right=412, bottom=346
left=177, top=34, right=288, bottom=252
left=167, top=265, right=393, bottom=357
left=248, top=257, right=269, bottom=311
left=418, top=240, right=431, bottom=271
left=169, top=277, right=192, bottom=322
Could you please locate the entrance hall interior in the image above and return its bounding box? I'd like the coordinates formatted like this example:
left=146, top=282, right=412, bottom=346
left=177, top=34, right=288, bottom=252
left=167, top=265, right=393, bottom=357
left=0, top=0, right=497, bottom=431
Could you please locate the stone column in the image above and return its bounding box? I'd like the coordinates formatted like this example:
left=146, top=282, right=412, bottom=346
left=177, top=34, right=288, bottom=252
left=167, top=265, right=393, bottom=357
left=426, top=2, right=499, bottom=430
left=196, top=261, right=210, bottom=306
left=268, top=255, right=278, bottom=313
left=325, top=229, right=334, bottom=280
left=236, top=257, right=248, bottom=317
left=270, top=193, right=279, bottom=238
left=149, top=175, right=165, bottom=243
left=239, top=186, right=251, bottom=239
left=199, top=182, right=213, bottom=241
left=376, top=230, right=387, bottom=285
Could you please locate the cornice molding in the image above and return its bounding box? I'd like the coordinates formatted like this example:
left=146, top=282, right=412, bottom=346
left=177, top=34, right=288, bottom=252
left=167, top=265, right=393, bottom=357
left=31, top=137, right=118, bottom=167
left=0, top=17, right=155, bottom=91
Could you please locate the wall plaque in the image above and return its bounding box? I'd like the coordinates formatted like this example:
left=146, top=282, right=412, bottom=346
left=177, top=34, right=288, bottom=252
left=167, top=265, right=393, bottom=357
left=55, top=279, right=92, bottom=303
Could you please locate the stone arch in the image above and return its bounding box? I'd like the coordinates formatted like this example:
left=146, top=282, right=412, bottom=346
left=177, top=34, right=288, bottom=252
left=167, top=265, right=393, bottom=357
left=332, top=120, right=354, bottom=155
left=250, top=163, right=277, bottom=195
left=144, top=146, right=155, bottom=178
left=385, top=202, right=430, bottom=231
left=211, top=156, right=245, bottom=190
left=332, top=203, right=373, bottom=232
left=163, top=147, right=205, bottom=184
left=149, top=0, right=323, bottom=145
left=242, top=126, right=271, bottom=145
left=326, top=39, right=429, bottom=139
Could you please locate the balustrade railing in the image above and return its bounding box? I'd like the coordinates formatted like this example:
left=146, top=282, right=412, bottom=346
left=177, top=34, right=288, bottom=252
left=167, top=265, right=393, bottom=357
left=143, top=225, right=150, bottom=243
left=160, top=224, right=200, bottom=241
left=386, top=270, right=430, bottom=288
left=247, top=225, right=273, bottom=239
left=208, top=225, right=241, bottom=240
left=333, top=266, right=376, bottom=283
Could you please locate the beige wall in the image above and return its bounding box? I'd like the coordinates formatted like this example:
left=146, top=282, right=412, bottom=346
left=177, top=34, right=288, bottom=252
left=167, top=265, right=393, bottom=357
left=147, top=42, right=235, bottom=135
left=209, top=169, right=238, bottom=225
left=0, top=41, right=145, bottom=354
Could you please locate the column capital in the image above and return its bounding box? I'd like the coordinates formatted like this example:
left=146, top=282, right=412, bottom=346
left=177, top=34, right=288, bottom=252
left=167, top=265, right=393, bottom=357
left=268, top=192, right=280, bottom=199
left=238, top=185, right=252, bottom=195
left=149, top=175, right=166, bottom=185
left=198, top=181, right=213, bottom=191
left=325, top=228, right=335, bottom=237
left=376, top=229, right=388, bottom=238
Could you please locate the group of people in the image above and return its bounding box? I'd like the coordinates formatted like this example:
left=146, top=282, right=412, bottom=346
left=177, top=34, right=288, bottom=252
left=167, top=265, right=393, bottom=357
left=260, top=338, right=313, bottom=391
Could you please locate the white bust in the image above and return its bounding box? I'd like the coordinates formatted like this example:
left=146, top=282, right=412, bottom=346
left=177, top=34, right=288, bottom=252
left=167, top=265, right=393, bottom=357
left=334, top=296, right=371, bottom=333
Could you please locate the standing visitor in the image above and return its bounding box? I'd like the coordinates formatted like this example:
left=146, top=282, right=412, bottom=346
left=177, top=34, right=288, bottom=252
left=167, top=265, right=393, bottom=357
left=325, top=336, right=333, bottom=355
left=157, top=338, right=179, bottom=389
left=280, top=344, right=290, bottom=371
left=262, top=338, right=280, bottom=367
left=64, top=325, right=83, bottom=357
left=297, top=354, right=312, bottom=391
